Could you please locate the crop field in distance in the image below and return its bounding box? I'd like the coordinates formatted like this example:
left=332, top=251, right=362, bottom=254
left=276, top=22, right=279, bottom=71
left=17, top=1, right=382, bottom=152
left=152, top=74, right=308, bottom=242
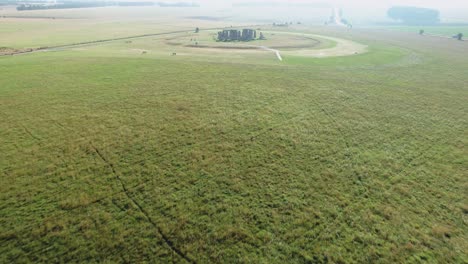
left=381, top=25, right=468, bottom=37
left=0, top=4, right=467, bottom=263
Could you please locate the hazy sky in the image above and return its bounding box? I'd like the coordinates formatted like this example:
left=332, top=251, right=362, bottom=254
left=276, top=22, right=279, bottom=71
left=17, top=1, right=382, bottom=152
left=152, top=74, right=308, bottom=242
left=326, top=0, right=468, bottom=8
left=193, top=0, right=468, bottom=23
left=329, top=0, right=468, bottom=7
left=198, top=0, right=468, bottom=9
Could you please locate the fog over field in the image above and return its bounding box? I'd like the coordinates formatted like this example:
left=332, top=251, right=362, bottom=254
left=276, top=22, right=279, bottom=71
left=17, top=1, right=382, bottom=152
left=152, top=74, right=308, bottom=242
left=190, top=0, right=468, bottom=24
left=197, top=0, right=468, bottom=8
left=2, top=0, right=468, bottom=24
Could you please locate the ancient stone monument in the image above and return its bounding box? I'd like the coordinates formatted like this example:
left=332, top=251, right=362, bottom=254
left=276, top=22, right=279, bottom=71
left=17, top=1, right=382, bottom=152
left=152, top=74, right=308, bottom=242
left=259, top=32, right=266, bottom=40
left=217, top=29, right=258, bottom=42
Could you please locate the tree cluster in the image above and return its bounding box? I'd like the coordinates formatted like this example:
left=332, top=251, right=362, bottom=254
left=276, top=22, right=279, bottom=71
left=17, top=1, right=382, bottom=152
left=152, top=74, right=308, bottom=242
left=17, top=2, right=110, bottom=11
left=16, top=1, right=197, bottom=11
left=388, top=6, right=440, bottom=25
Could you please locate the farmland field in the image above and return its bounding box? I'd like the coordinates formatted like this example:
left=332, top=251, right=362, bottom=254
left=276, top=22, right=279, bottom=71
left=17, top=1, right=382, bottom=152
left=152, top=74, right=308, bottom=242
left=1, top=7, right=467, bottom=263
left=380, top=25, right=468, bottom=38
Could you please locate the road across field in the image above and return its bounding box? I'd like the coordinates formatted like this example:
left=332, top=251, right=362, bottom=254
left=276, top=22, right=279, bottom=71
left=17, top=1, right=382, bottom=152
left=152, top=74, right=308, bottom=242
left=0, top=25, right=265, bottom=57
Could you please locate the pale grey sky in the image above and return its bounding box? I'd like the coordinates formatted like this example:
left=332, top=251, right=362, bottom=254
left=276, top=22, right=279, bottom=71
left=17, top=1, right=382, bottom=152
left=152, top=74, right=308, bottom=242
left=197, top=0, right=468, bottom=9
left=189, top=0, right=468, bottom=23
left=328, top=0, right=468, bottom=8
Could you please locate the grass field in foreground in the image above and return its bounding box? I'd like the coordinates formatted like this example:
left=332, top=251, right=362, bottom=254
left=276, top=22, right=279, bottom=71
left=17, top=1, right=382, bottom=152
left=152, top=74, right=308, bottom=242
left=1, top=20, right=467, bottom=263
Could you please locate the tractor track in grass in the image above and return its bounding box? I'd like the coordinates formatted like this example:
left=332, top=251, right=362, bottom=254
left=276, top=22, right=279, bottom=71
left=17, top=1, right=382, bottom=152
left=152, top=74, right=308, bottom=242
left=0, top=111, right=43, bottom=143
left=6, top=86, right=343, bottom=231
left=309, top=131, right=466, bottom=245
left=19, top=113, right=462, bottom=261
left=8, top=73, right=451, bottom=261
left=20, top=124, right=41, bottom=142
left=6, top=77, right=366, bottom=213
left=302, top=76, right=468, bottom=244
left=8, top=97, right=455, bottom=263
left=70, top=76, right=458, bottom=214
left=89, top=143, right=196, bottom=264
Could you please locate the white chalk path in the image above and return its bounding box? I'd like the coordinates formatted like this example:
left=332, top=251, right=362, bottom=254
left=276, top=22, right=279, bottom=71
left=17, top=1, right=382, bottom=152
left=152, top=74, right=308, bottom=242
left=244, top=44, right=283, bottom=61
left=199, top=29, right=366, bottom=62
left=252, top=32, right=367, bottom=61
left=257, top=46, right=283, bottom=61
left=281, top=32, right=367, bottom=58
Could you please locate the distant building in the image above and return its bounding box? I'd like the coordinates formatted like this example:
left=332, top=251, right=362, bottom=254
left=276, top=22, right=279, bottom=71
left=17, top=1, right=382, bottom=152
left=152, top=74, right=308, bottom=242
left=273, top=22, right=289, bottom=27
left=217, top=29, right=257, bottom=42
left=327, top=7, right=352, bottom=27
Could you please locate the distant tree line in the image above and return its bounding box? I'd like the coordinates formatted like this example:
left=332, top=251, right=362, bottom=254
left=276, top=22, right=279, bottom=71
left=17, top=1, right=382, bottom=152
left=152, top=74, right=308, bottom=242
left=17, top=2, right=110, bottom=11
left=0, top=0, right=21, bottom=6
left=16, top=1, right=198, bottom=11
left=158, top=2, right=199, bottom=7
left=116, top=2, right=154, bottom=6
left=388, top=6, right=440, bottom=25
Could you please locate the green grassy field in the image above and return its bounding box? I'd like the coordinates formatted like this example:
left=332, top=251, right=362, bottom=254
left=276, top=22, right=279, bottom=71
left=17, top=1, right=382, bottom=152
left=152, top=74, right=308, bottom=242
left=1, top=9, right=467, bottom=263
left=0, top=6, right=243, bottom=49
left=382, top=25, right=468, bottom=37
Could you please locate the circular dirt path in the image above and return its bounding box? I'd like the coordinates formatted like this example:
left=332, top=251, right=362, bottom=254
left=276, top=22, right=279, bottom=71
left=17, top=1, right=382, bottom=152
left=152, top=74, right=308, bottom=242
left=176, top=31, right=368, bottom=61
left=269, top=31, right=368, bottom=59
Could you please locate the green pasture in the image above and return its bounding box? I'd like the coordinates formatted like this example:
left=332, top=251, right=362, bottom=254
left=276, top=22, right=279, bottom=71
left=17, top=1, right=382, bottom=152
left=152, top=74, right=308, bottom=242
left=1, top=15, right=467, bottom=263
left=382, top=25, right=468, bottom=37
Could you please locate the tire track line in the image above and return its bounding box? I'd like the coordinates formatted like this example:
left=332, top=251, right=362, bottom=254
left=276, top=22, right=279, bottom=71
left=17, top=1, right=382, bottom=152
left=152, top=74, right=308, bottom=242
left=90, top=143, right=195, bottom=264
